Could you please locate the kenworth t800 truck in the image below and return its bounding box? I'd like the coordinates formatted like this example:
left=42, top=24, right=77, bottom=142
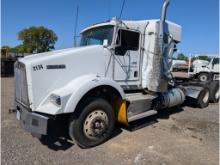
left=14, top=0, right=219, bottom=148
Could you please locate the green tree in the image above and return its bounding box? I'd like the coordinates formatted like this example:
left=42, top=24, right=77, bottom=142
left=1, top=45, right=16, bottom=54
left=198, top=55, right=210, bottom=61
left=1, top=45, right=11, bottom=51
left=177, top=53, right=186, bottom=60
left=191, top=55, right=210, bottom=62
left=1, top=46, right=11, bottom=58
left=18, top=26, right=58, bottom=53
left=13, top=44, right=31, bottom=53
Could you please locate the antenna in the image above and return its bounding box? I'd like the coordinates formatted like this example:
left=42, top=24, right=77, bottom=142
left=119, top=0, right=126, bottom=19
left=74, top=5, right=79, bottom=47
left=108, top=0, right=111, bottom=19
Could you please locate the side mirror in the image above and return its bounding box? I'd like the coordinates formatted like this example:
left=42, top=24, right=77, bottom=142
left=103, top=39, right=108, bottom=48
left=173, top=47, right=178, bottom=52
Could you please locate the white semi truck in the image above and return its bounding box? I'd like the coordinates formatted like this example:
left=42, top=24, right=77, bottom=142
left=189, top=55, right=220, bottom=82
left=14, top=0, right=219, bottom=148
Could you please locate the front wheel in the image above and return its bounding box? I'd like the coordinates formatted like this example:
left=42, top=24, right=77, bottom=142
left=69, top=98, right=115, bottom=148
left=198, top=73, right=209, bottom=82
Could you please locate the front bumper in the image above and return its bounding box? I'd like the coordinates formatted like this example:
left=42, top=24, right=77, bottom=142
left=16, top=101, right=48, bottom=135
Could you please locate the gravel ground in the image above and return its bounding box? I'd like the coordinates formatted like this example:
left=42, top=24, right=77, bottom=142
left=1, top=77, right=219, bottom=165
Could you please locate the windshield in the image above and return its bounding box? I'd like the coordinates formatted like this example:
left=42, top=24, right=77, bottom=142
left=80, top=25, right=114, bottom=46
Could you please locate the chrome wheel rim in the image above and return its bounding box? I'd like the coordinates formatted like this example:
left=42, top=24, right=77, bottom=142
left=200, top=75, right=208, bottom=82
left=83, top=110, right=109, bottom=140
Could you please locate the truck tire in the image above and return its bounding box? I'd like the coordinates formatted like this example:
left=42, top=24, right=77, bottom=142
left=197, top=87, right=210, bottom=108
left=198, top=73, right=209, bottom=82
left=209, top=81, right=219, bottom=103
left=69, top=98, right=115, bottom=148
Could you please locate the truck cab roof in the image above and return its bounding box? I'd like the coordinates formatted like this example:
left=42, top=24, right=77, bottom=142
left=81, top=17, right=182, bottom=42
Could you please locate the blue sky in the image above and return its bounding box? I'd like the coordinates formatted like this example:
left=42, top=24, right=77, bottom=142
left=1, top=0, right=219, bottom=55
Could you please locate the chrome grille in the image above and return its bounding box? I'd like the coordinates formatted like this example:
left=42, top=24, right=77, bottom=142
left=15, top=61, right=29, bottom=106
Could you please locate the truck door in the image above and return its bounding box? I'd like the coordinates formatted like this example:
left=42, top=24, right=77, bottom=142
left=113, top=29, right=141, bottom=81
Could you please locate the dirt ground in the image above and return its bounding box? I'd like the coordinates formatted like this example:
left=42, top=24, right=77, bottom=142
left=1, top=77, right=219, bottom=165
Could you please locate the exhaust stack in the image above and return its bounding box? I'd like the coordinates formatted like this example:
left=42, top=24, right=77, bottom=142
left=145, top=0, right=171, bottom=92
left=159, top=0, right=170, bottom=53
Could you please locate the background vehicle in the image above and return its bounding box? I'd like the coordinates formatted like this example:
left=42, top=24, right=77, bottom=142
left=14, top=0, right=219, bottom=148
left=1, top=48, right=16, bottom=77
left=189, top=55, right=219, bottom=82
left=172, top=59, right=188, bottom=72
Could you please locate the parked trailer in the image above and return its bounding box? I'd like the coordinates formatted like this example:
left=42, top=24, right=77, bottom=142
left=14, top=0, right=219, bottom=148
left=172, top=60, right=188, bottom=72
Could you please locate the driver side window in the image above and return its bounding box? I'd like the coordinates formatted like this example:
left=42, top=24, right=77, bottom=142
left=115, top=29, right=140, bottom=55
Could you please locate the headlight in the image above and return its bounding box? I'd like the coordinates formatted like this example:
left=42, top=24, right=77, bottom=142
left=50, top=94, right=61, bottom=106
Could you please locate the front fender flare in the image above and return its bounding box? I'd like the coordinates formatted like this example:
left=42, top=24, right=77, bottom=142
left=55, top=74, right=125, bottom=114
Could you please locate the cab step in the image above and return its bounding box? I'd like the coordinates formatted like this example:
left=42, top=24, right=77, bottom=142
left=128, top=110, right=157, bottom=122
left=125, top=92, right=157, bottom=102
left=125, top=92, right=157, bottom=120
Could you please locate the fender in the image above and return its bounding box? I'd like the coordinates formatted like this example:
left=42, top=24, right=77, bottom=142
left=54, top=74, right=125, bottom=114
left=184, top=85, right=204, bottom=99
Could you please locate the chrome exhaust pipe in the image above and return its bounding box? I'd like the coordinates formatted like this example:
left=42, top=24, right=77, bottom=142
left=145, top=0, right=171, bottom=92
left=159, top=0, right=170, bottom=45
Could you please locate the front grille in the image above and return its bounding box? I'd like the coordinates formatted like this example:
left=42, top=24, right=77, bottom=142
left=15, top=61, right=29, bottom=106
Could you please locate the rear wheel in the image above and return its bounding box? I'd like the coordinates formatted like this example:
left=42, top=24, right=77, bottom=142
left=198, top=73, right=209, bottom=82
left=209, top=81, right=219, bottom=103
left=197, top=87, right=210, bottom=108
left=69, top=98, right=115, bottom=148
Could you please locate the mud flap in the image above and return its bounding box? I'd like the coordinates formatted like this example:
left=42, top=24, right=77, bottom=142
left=116, top=100, right=128, bottom=126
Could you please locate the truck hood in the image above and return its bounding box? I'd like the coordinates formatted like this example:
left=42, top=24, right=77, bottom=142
left=18, top=45, right=109, bottom=110
left=20, top=45, right=101, bottom=65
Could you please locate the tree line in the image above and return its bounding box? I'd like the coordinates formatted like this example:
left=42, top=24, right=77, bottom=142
left=2, top=26, right=58, bottom=54
left=175, top=53, right=210, bottom=61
